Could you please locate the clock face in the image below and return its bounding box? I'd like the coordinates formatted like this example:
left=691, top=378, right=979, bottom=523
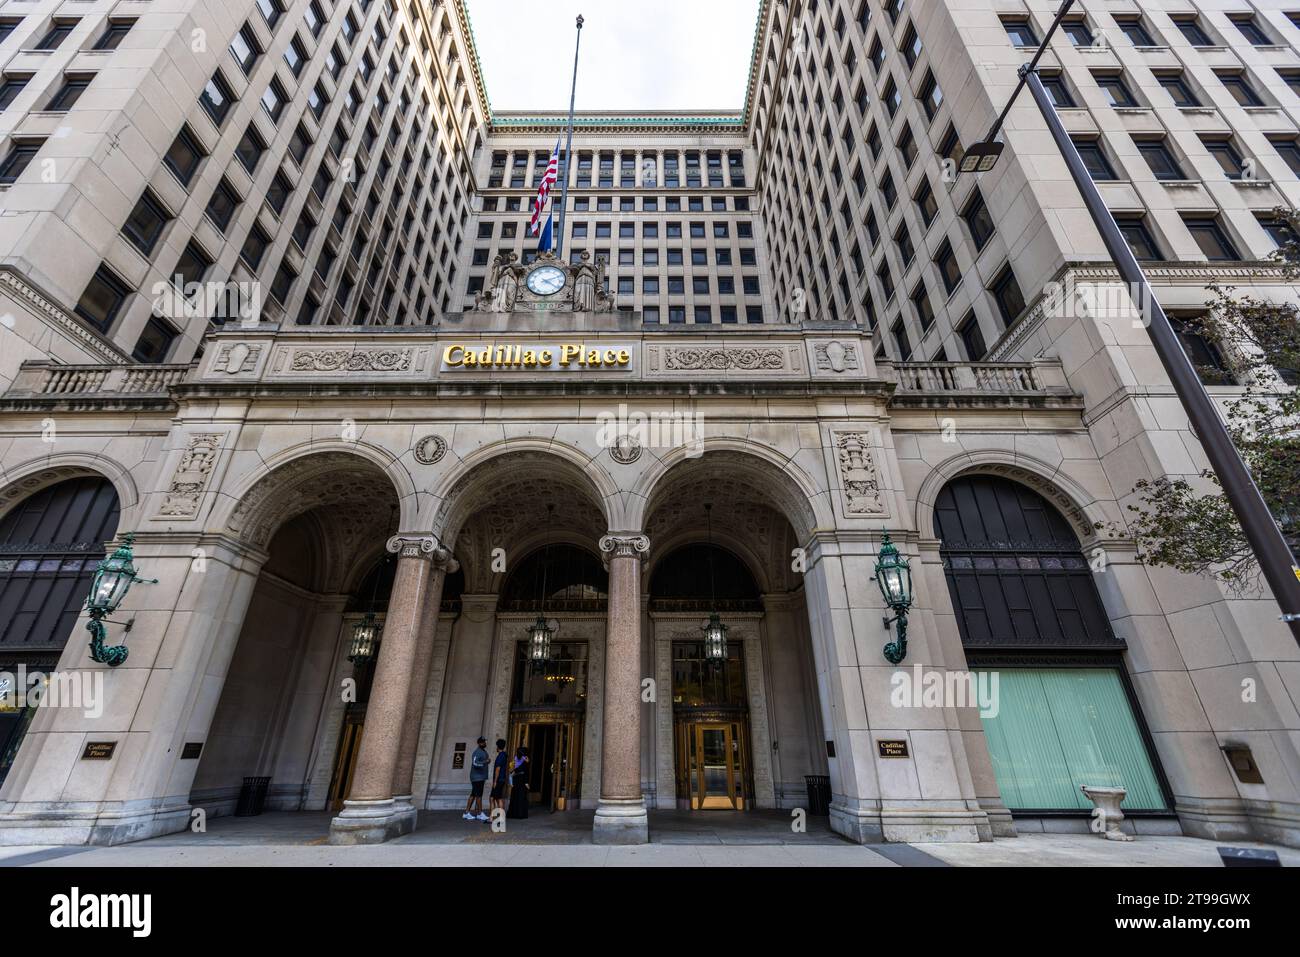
left=526, top=265, right=566, bottom=297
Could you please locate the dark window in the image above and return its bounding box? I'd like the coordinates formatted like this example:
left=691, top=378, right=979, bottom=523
left=1002, top=18, right=1038, bottom=47
left=915, top=179, right=937, bottom=227
left=1230, top=16, right=1270, bottom=46
left=0, top=140, right=40, bottom=184
left=204, top=179, right=241, bottom=232
left=1170, top=314, right=1235, bottom=384
left=1116, top=217, right=1163, bottom=261
left=1172, top=16, right=1213, bottom=47
left=1114, top=16, right=1155, bottom=46
left=1137, top=139, right=1185, bottom=180
left=892, top=318, right=913, bottom=360
left=1217, top=72, right=1264, bottom=107
left=121, top=190, right=171, bottom=255
left=266, top=169, right=293, bottom=214
left=257, top=0, right=284, bottom=30
left=163, top=126, right=205, bottom=186
left=911, top=282, right=934, bottom=330
left=1270, top=136, right=1300, bottom=176
left=131, top=315, right=178, bottom=363
left=0, top=75, right=30, bottom=110
left=174, top=242, right=213, bottom=288
left=936, top=241, right=962, bottom=294
left=963, top=191, right=995, bottom=250
left=1062, top=20, right=1094, bottom=46
left=43, top=74, right=89, bottom=112
left=270, top=264, right=296, bottom=303
left=34, top=21, right=77, bottom=51
left=1183, top=217, right=1241, bottom=261
left=1094, top=73, right=1137, bottom=107
left=240, top=224, right=270, bottom=269
left=1156, top=72, right=1201, bottom=107
left=283, top=35, right=308, bottom=77
left=75, top=265, right=131, bottom=331
left=200, top=71, right=236, bottom=126
left=92, top=19, right=135, bottom=50
left=958, top=311, right=986, bottom=360
left=1072, top=138, right=1117, bottom=179
left=230, top=24, right=261, bottom=75
left=261, top=76, right=288, bottom=122
left=1202, top=137, right=1246, bottom=179
left=1041, top=74, right=1076, bottom=108
left=990, top=267, right=1026, bottom=325
left=234, top=124, right=266, bottom=174
left=920, top=71, right=943, bottom=121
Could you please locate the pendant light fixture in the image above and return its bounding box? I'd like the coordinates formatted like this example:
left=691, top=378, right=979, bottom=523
left=527, top=504, right=559, bottom=662
left=349, top=508, right=395, bottom=664
left=700, top=503, right=729, bottom=661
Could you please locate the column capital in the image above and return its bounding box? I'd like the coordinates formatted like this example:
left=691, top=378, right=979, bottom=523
left=599, top=533, right=650, bottom=561
left=386, top=533, right=457, bottom=570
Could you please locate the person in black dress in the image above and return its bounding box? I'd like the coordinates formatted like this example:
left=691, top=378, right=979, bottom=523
left=506, top=746, right=530, bottom=819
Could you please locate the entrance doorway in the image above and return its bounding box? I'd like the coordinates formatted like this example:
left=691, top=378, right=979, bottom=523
left=676, top=715, right=750, bottom=809
left=327, top=706, right=365, bottom=812
left=508, top=712, right=583, bottom=810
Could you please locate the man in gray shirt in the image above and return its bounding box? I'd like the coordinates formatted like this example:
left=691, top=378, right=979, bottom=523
left=463, top=737, right=490, bottom=821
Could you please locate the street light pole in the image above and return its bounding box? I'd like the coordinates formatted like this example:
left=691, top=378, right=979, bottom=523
left=966, top=0, right=1300, bottom=640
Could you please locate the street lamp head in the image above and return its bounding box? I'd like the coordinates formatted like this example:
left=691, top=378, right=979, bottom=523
left=701, top=612, right=729, bottom=660
left=528, top=616, right=557, bottom=661
left=576, top=14, right=584, bottom=28
left=960, top=140, right=1004, bottom=174
left=88, top=533, right=142, bottom=616
left=874, top=534, right=913, bottom=611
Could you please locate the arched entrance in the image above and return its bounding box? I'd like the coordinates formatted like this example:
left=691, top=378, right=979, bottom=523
left=641, top=451, right=827, bottom=812
left=935, top=474, right=1172, bottom=814
left=190, top=452, right=403, bottom=816
left=0, top=476, right=120, bottom=786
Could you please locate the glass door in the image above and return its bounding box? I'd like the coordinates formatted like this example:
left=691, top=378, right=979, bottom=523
left=682, top=721, right=747, bottom=809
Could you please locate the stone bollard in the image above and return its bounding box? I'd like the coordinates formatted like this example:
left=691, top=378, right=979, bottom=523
left=1081, top=785, right=1135, bottom=842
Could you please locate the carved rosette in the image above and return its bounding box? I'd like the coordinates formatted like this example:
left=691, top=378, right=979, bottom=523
left=413, top=434, right=448, bottom=465
left=599, top=534, right=650, bottom=562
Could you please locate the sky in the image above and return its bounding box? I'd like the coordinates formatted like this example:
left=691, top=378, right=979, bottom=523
left=462, top=0, right=761, bottom=112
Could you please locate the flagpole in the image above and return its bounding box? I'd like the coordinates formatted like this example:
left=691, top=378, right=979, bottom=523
left=555, top=14, right=583, bottom=260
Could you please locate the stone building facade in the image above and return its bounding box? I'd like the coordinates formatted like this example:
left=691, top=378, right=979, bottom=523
left=0, top=0, right=1297, bottom=848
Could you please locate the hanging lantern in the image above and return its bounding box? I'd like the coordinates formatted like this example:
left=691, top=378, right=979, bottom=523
left=528, top=615, right=556, bottom=662
left=88, top=533, right=145, bottom=617
left=701, top=611, right=729, bottom=660
left=348, top=611, right=382, bottom=664
left=874, top=534, right=913, bottom=611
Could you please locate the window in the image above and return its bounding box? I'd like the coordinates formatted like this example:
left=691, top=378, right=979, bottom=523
left=261, top=77, right=288, bottom=122
left=1269, top=136, right=1300, bottom=176
left=230, top=24, right=261, bottom=75
left=163, top=126, right=205, bottom=186
left=266, top=169, right=293, bottom=214
left=1041, top=74, right=1076, bottom=109
left=1093, top=73, right=1137, bottom=107
left=935, top=241, right=962, bottom=294
left=1156, top=72, right=1200, bottom=108
left=43, top=75, right=91, bottom=111
left=270, top=264, right=297, bottom=303
left=901, top=24, right=922, bottom=67
left=1114, top=16, right=1155, bottom=46
left=132, top=316, right=178, bottom=363
left=92, top=19, right=135, bottom=51
left=1172, top=16, right=1213, bottom=47
left=990, top=266, right=1026, bottom=325
left=958, top=311, right=986, bottom=360
left=1002, top=18, right=1038, bottom=48
left=1137, top=139, right=1185, bottom=181
left=963, top=191, right=995, bottom=250
left=914, top=179, right=937, bottom=227
left=257, top=0, right=284, bottom=30
left=303, top=2, right=325, bottom=38
left=1113, top=217, right=1162, bottom=261
left=883, top=78, right=901, bottom=117
left=0, top=20, right=17, bottom=45
left=920, top=71, right=943, bottom=121
left=205, top=179, right=241, bottom=232
left=0, top=75, right=29, bottom=110
left=75, top=266, right=131, bottom=331
left=200, top=71, right=236, bottom=127
left=1260, top=215, right=1299, bottom=252
left=234, top=124, right=266, bottom=174
left=1183, top=216, right=1241, bottom=261
left=35, top=21, right=77, bottom=51
left=1201, top=137, right=1246, bottom=180
left=284, top=35, right=308, bottom=77
left=1062, top=20, right=1094, bottom=47
left=121, top=190, right=171, bottom=255
left=1170, top=314, right=1234, bottom=383
left=911, top=283, right=934, bottom=330
left=1216, top=72, right=1264, bottom=107
left=891, top=319, right=913, bottom=361
left=1072, top=138, right=1117, bottom=180
left=0, top=140, right=41, bottom=184
left=1230, top=15, right=1270, bottom=47
left=174, top=242, right=213, bottom=289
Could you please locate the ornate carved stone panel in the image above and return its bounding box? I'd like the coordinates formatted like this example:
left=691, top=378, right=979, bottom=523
left=645, top=343, right=804, bottom=376
left=156, top=433, right=224, bottom=519
left=833, top=431, right=886, bottom=517
left=270, top=346, right=431, bottom=377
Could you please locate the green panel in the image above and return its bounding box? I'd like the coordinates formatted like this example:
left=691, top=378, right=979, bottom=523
left=976, top=668, right=1168, bottom=811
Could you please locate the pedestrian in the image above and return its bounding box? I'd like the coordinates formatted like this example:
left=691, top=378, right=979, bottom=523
left=490, top=738, right=509, bottom=815
left=506, top=745, right=530, bottom=819
left=463, top=736, right=490, bottom=821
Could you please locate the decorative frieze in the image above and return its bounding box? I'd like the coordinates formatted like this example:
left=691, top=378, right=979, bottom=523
left=813, top=340, right=860, bottom=373
left=289, top=349, right=414, bottom=373
left=156, top=433, right=223, bottom=519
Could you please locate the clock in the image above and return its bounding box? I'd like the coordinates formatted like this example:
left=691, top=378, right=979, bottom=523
left=526, top=264, right=566, bottom=297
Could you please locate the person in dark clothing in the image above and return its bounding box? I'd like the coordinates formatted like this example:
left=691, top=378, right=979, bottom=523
left=490, top=738, right=509, bottom=814
left=506, top=745, right=530, bottom=819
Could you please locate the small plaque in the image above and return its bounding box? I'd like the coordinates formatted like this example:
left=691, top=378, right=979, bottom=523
left=454, top=742, right=466, bottom=751
left=82, top=741, right=116, bottom=760
left=877, top=739, right=909, bottom=759
left=181, top=742, right=203, bottom=760
left=452, top=752, right=465, bottom=769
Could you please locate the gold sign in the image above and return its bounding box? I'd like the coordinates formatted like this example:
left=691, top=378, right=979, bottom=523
left=82, top=741, right=117, bottom=760
left=877, top=739, right=909, bottom=758
left=442, top=343, right=632, bottom=371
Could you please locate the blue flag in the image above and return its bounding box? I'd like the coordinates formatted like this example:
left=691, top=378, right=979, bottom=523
left=537, top=209, right=554, bottom=253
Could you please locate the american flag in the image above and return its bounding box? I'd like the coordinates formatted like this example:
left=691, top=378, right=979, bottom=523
left=528, top=140, right=562, bottom=236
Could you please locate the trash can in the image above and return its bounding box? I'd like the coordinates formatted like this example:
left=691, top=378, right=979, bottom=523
left=235, top=776, right=271, bottom=817
left=804, top=774, right=831, bottom=816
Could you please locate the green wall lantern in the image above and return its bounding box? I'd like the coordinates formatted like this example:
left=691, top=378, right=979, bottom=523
left=86, top=533, right=157, bottom=667
left=874, top=534, right=913, bottom=664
